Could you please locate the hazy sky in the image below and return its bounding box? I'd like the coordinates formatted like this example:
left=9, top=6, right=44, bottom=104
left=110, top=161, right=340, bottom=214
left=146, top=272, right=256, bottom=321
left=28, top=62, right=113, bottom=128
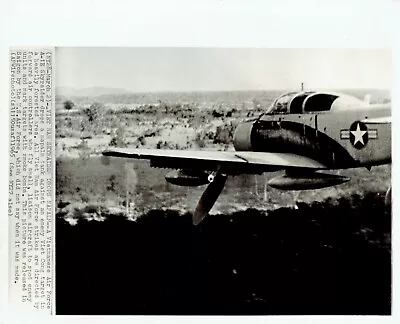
left=55, top=47, right=391, bottom=92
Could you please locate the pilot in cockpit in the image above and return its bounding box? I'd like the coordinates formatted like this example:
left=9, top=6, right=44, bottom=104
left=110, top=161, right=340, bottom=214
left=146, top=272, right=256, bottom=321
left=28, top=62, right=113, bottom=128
left=266, top=92, right=296, bottom=115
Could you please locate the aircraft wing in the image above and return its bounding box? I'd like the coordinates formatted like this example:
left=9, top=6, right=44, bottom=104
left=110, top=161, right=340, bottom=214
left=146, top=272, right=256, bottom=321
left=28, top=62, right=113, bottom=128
left=102, top=148, right=326, bottom=173
left=361, top=116, right=391, bottom=124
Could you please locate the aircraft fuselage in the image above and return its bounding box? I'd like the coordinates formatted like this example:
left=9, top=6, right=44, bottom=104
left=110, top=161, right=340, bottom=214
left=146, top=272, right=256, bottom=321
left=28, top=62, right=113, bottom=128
left=234, top=103, right=391, bottom=170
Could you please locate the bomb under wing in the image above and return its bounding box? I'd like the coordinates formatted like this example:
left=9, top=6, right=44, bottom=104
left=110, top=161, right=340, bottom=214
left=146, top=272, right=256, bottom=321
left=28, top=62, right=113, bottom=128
left=268, top=171, right=350, bottom=190
left=165, top=169, right=213, bottom=187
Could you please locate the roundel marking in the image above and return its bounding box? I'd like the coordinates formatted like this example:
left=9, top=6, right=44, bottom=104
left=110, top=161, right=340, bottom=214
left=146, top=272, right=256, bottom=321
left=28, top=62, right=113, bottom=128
left=349, top=121, right=368, bottom=149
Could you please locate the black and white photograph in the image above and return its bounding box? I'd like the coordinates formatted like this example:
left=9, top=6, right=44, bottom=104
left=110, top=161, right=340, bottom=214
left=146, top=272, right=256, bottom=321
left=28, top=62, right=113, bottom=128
left=54, top=47, right=391, bottom=315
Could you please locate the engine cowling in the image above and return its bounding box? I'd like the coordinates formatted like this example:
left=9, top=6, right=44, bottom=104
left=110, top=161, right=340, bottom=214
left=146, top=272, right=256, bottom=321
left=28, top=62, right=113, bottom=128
left=165, top=170, right=212, bottom=187
left=233, top=121, right=254, bottom=151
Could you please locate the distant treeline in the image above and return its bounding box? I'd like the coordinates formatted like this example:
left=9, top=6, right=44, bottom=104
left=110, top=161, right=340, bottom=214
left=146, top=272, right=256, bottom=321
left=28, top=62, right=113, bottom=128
left=56, top=89, right=390, bottom=106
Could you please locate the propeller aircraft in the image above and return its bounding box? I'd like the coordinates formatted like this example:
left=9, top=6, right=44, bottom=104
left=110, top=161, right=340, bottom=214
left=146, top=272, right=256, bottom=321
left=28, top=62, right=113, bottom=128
left=103, top=90, right=391, bottom=225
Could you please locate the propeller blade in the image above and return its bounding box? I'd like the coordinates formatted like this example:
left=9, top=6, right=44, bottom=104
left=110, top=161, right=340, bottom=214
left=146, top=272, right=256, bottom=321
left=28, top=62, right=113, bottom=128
left=193, top=173, right=227, bottom=225
left=385, top=186, right=391, bottom=215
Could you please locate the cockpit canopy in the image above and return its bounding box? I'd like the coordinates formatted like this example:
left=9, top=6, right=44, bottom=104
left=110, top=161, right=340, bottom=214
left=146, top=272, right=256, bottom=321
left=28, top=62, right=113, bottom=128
left=265, top=91, right=366, bottom=115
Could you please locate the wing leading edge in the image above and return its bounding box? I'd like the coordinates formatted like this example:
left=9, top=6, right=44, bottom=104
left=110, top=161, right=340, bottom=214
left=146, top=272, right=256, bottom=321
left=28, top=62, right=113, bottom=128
left=102, top=148, right=326, bottom=173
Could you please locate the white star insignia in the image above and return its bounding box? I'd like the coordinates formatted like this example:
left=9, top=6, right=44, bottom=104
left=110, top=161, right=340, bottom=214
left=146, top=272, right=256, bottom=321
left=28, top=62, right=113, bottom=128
left=351, top=123, right=367, bottom=145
